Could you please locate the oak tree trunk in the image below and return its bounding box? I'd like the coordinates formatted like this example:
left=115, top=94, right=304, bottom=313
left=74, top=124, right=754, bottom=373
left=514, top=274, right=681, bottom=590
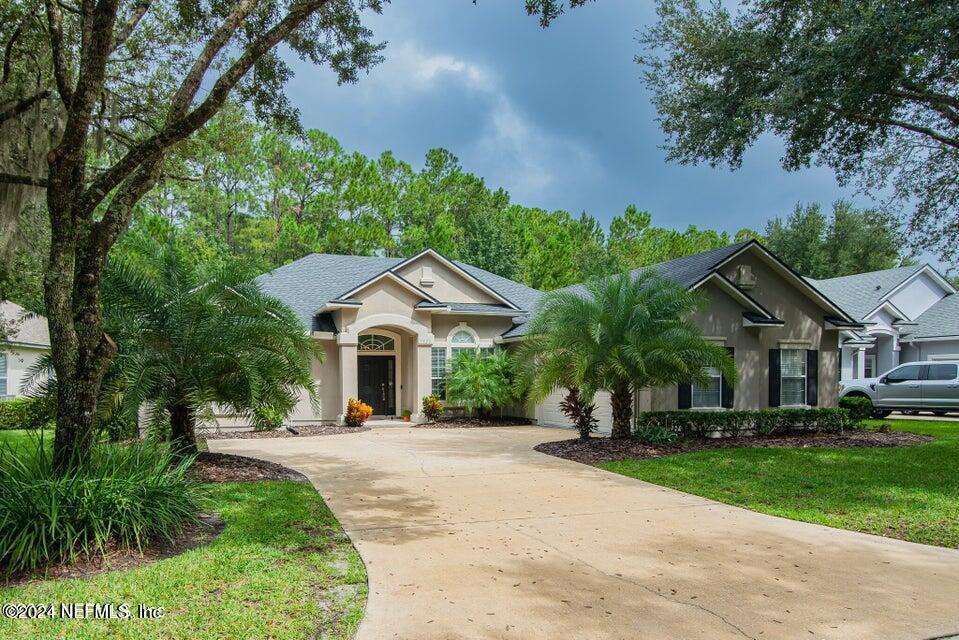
left=609, top=381, right=633, bottom=440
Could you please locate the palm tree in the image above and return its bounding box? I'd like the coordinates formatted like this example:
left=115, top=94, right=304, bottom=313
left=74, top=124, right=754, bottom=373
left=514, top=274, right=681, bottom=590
left=518, top=271, right=736, bottom=439
left=446, top=350, right=516, bottom=417
left=102, top=235, right=321, bottom=454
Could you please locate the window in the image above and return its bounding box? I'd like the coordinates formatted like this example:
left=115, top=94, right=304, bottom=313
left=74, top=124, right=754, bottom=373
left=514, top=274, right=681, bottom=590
left=885, top=364, right=922, bottom=383
left=927, top=364, right=957, bottom=381
left=358, top=334, right=394, bottom=352
left=864, top=355, right=876, bottom=379
left=691, top=367, right=722, bottom=408
left=0, top=353, right=6, bottom=398
left=780, top=349, right=807, bottom=406
left=434, top=326, right=494, bottom=397
left=449, top=330, right=477, bottom=361
left=450, top=330, right=475, bottom=345
left=431, top=347, right=447, bottom=398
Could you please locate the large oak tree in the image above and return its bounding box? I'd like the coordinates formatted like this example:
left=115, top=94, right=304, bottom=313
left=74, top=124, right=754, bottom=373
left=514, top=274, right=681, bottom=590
left=639, top=0, right=959, bottom=263
left=0, top=0, right=588, bottom=472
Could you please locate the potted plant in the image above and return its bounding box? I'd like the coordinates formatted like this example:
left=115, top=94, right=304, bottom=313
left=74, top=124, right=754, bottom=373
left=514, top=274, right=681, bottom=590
left=401, top=409, right=413, bottom=422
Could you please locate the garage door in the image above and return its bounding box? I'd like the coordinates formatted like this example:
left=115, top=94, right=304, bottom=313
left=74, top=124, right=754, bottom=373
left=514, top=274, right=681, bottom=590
left=535, top=388, right=613, bottom=435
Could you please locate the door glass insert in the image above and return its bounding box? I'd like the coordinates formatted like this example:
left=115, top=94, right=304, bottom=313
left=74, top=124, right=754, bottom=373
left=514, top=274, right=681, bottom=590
left=359, top=334, right=395, bottom=351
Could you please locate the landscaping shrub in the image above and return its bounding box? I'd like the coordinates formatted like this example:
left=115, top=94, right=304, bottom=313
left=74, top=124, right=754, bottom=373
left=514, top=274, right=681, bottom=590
left=421, top=394, right=443, bottom=422
left=839, top=396, right=873, bottom=427
left=344, top=398, right=373, bottom=427
left=446, top=350, right=516, bottom=416
left=0, top=397, right=54, bottom=431
left=634, top=425, right=682, bottom=444
left=0, top=440, right=203, bottom=574
left=637, top=408, right=848, bottom=439
left=252, top=405, right=286, bottom=432
left=559, top=387, right=599, bottom=440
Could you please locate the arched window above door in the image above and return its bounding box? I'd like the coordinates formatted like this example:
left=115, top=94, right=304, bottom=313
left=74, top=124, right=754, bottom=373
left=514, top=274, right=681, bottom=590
left=358, top=334, right=395, bottom=352
left=450, top=330, right=476, bottom=345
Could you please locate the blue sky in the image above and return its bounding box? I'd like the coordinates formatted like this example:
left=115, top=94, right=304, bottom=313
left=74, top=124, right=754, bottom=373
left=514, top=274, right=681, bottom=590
left=283, top=0, right=868, bottom=238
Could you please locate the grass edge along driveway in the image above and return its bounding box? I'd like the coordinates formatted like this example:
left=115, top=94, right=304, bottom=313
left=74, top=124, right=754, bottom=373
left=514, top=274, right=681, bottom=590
left=599, top=419, right=959, bottom=548
left=0, top=461, right=367, bottom=640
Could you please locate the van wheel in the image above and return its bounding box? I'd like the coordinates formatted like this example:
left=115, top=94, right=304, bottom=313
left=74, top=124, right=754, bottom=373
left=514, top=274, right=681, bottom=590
left=871, top=409, right=891, bottom=419
left=901, top=410, right=920, bottom=415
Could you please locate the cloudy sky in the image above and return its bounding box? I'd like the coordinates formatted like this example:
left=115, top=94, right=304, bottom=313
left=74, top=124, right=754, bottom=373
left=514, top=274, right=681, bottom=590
left=282, top=0, right=866, bottom=237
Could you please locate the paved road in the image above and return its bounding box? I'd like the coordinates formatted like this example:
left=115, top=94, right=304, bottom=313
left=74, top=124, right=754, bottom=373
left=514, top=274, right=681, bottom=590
left=211, top=426, right=959, bottom=640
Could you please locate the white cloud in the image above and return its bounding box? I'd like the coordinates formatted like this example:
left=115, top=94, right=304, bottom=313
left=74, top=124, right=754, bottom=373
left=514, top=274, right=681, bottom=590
left=376, top=43, right=603, bottom=202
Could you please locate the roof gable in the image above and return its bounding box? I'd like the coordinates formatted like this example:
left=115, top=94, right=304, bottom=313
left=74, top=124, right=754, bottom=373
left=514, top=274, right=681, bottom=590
left=808, top=265, right=924, bottom=321
left=337, top=270, right=440, bottom=305
left=903, top=294, right=959, bottom=340
left=390, top=249, right=520, bottom=309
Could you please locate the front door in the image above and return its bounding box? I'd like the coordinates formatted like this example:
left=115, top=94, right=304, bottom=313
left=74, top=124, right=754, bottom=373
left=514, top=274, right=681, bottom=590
left=358, top=356, right=396, bottom=416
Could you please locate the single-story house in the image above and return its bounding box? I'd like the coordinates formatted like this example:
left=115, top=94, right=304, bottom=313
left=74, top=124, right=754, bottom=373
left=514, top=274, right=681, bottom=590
left=809, top=265, right=958, bottom=381
left=0, top=301, right=51, bottom=400
left=213, top=240, right=862, bottom=433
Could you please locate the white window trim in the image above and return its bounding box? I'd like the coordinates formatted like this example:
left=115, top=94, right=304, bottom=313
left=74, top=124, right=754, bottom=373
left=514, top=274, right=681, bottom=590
left=863, top=355, right=876, bottom=379
left=780, top=349, right=807, bottom=407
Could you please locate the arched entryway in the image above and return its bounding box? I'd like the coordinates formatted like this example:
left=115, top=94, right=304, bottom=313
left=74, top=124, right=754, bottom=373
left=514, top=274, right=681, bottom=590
left=357, top=330, right=400, bottom=416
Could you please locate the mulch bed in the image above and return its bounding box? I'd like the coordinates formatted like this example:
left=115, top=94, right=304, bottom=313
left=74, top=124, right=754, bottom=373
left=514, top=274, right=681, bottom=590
left=415, top=416, right=532, bottom=429
left=202, top=424, right=370, bottom=440
left=3, top=513, right=226, bottom=586
left=535, top=429, right=933, bottom=465
left=191, top=451, right=308, bottom=483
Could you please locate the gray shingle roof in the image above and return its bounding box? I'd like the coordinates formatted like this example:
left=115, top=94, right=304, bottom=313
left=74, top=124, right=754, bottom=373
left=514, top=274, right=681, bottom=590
left=502, top=242, right=752, bottom=339
left=904, top=294, right=959, bottom=339
left=454, top=262, right=543, bottom=311
left=0, top=301, right=50, bottom=347
left=255, top=253, right=542, bottom=331
left=807, top=265, right=923, bottom=321
left=255, top=254, right=402, bottom=330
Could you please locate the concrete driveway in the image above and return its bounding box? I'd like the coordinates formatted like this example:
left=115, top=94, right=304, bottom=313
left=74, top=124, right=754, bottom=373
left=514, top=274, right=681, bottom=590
left=210, top=426, right=959, bottom=640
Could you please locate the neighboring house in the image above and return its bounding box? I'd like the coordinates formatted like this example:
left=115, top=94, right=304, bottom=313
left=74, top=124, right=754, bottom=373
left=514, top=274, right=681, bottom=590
left=809, top=265, right=959, bottom=381
left=215, top=240, right=861, bottom=433
left=0, top=301, right=51, bottom=400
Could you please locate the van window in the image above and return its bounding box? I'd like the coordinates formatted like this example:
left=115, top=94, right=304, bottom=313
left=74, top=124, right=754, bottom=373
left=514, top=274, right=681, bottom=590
left=927, top=364, right=958, bottom=381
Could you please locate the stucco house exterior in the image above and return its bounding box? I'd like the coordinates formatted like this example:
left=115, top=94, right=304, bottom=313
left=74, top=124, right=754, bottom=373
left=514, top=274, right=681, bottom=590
left=0, top=301, right=51, bottom=400
left=214, top=240, right=862, bottom=433
left=809, top=265, right=959, bottom=381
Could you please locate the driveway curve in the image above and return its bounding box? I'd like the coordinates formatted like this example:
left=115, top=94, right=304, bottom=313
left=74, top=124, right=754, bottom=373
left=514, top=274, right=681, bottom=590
left=210, top=426, right=959, bottom=640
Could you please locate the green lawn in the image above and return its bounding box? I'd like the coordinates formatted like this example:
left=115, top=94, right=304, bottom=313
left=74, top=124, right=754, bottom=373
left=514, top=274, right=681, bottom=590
left=0, top=429, right=48, bottom=452
left=0, top=480, right=367, bottom=639
left=599, top=419, right=959, bottom=548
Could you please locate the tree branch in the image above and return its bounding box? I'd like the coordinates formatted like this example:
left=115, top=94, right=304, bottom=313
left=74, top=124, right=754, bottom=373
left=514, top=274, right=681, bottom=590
left=110, top=0, right=150, bottom=53
left=0, top=172, right=48, bottom=187
left=886, top=89, right=959, bottom=128
left=897, top=81, right=959, bottom=112
left=0, top=89, right=51, bottom=125
left=44, top=0, right=73, bottom=104
left=850, top=112, right=959, bottom=150
left=2, top=4, right=40, bottom=86
left=78, top=0, right=332, bottom=216
left=165, top=0, right=258, bottom=122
